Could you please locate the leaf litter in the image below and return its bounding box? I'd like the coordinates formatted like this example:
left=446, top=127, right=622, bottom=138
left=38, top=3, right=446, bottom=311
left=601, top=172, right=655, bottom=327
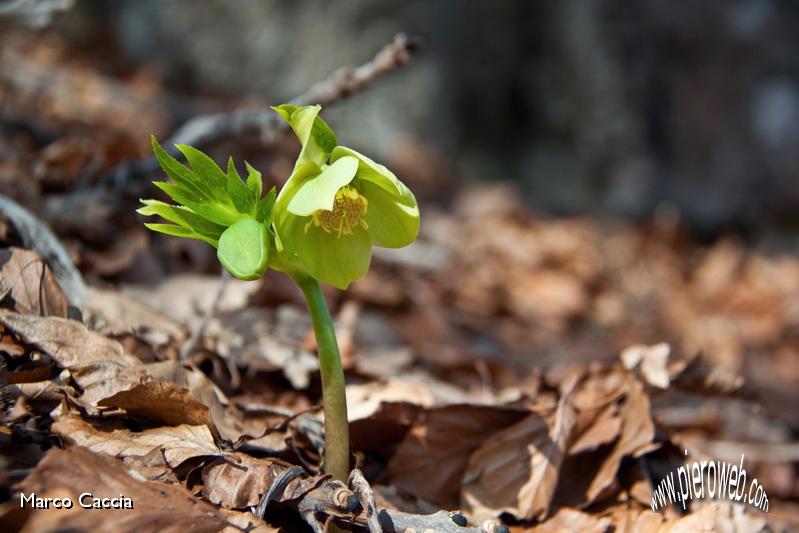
left=1, top=28, right=798, bottom=533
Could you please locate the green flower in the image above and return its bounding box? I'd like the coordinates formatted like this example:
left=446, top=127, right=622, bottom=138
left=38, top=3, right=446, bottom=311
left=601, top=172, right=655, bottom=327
left=271, top=104, right=420, bottom=289
left=138, top=136, right=275, bottom=280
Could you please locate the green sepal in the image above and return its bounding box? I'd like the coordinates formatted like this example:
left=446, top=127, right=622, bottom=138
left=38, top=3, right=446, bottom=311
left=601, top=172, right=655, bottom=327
left=217, top=218, right=270, bottom=280
left=286, top=156, right=358, bottom=216
left=272, top=104, right=336, bottom=167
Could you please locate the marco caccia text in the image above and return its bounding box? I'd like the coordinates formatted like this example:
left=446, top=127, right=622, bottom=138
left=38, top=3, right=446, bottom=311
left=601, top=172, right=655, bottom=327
left=20, top=492, right=134, bottom=509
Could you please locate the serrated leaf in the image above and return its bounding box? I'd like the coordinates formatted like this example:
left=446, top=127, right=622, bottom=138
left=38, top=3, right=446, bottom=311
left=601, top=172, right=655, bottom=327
left=153, top=182, right=241, bottom=227
left=244, top=162, right=262, bottom=199
left=221, top=157, right=255, bottom=216
left=151, top=136, right=214, bottom=201
left=175, top=144, right=230, bottom=203
left=226, top=167, right=255, bottom=216
left=138, top=200, right=226, bottom=242
left=256, top=187, right=276, bottom=224
left=144, top=223, right=218, bottom=247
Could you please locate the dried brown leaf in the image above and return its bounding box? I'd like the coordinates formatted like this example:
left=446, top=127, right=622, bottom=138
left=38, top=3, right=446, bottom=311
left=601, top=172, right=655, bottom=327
left=0, top=248, right=69, bottom=318
left=523, top=507, right=612, bottom=532
left=382, top=404, right=528, bottom=508
left=0, top=311, right=241, bottom=440
left=461, top=395, right=577, bottom=521
left=201, top=453, right=275, bottom=509
left=14, top=447, right=272, bottom=532
left=52, top=415, right=220, bottom=473
left=585, top=374, right=656, bottom=503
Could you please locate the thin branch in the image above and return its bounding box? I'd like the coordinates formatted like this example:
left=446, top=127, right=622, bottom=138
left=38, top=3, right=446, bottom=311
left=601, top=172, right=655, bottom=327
left=349, top=469, right=382, bottom=533
left=106, top=33, right=419, bottom=193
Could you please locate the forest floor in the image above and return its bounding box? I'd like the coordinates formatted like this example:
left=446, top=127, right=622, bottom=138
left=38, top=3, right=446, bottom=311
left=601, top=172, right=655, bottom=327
left=1, top=28, right=798, bottom=532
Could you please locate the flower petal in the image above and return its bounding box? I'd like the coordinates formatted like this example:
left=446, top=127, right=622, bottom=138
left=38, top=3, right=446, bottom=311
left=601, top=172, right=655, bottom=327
left=277, top=213, right=371, bottom=289
left=359, top=178, right=420, bottom=248
left=286, top=156, right=359, bottom=216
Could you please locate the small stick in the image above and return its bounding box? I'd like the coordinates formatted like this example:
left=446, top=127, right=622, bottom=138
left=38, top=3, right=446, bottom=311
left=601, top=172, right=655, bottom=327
left=348, top=469, right=382, bottom=533
left=254, top=465, right=305, bottom=519
left=104, top=33, right=419, bottom=193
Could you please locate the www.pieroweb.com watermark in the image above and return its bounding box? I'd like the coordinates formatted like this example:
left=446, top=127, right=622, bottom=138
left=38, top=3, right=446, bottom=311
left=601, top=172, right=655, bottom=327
left=651, top=451, right=769, bottom=513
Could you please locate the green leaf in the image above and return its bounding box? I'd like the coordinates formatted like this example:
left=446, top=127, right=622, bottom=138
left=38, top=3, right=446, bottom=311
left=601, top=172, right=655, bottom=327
left=286, top=156, right=358, bottom=216
left=144, top=223, right=218, bottom=246
left=175, top=144, right=228, bottom=198
left=151, top=136, right=214, bottom=201
left=217, top=218, right=269, bottom=280
left=137, top=200, right=226, bottom=243
left=153, top=182, right=241, bottom=226
left=244, top=161, right=263, bottom=200
left=256, top=186, right=277, bottom=224
left=272, top=104, right=336, bottom=167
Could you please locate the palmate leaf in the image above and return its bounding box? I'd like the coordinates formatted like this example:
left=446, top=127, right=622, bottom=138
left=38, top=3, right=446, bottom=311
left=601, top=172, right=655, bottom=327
left=256, top=187, right=277, bottom=224
left=137, top=200, right=226, bottom=244
left=245, top=162, right=262, bottom=199
left=143, top=223, right=218, bottom=247
left=142, top=137, right=277, bottom=257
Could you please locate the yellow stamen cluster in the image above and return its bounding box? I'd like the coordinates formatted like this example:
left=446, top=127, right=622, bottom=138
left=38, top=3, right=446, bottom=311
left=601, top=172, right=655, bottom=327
left=305, top=186, right=369, bottom=237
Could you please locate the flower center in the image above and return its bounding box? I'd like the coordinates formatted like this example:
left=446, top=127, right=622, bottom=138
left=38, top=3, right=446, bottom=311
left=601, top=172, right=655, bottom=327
left=305, top=186, right=369, bottom=237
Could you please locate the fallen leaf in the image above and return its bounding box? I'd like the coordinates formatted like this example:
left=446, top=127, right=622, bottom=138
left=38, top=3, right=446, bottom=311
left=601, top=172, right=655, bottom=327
left=382, top=404, right=528, bottom=508
left=524, top=507, right=612, bottom=532
left=14, top=446, right=272, bottom=532
left=0, top=248, right=69, bottom=318
left=461, top=395, right=577, bottom=521
left=620, top=343, right=671, bottom=389
left=0, top=311, right=241, bottom=440
left=86, top=287, right=185, bottom=343
left=52, top=415, right=220, bottom=473
left=586, top=374, right=656, bottom=503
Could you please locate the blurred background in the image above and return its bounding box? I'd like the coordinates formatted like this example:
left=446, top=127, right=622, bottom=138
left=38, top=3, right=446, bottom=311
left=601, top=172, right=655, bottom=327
left=5, top=0, right=799, bottom=242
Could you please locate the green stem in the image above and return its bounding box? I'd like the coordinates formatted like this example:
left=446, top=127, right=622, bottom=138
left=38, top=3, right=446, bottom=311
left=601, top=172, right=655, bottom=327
left=294, top=274, right=350, bottom=481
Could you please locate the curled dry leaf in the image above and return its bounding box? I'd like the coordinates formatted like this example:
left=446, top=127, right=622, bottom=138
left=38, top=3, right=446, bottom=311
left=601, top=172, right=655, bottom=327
left=52, top=415, right=220, bottom=474
left=585, top=374, right=656, bottom=503
left=0, top=248, right=69, bottom=318
left=0, top=311, right=241, bottom=441
left=620, top=343, right=671, bottom=389
left=201, top=453, right=282, bottom=509
left=461, top=394, right=577, bottom=522
left=382, top=405, right=529, bottom=508
left=13, top=446, right=273, bottom=533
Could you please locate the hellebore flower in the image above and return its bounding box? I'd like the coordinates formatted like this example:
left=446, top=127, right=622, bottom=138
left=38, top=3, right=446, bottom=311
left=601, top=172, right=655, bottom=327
left=271, top=104, right=420, bottom=289
left=138, top=136, right=275, bottom=280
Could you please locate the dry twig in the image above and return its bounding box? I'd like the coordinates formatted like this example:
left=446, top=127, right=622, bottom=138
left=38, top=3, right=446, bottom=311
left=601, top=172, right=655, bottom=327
left=105, top=33, right=419, bottom=193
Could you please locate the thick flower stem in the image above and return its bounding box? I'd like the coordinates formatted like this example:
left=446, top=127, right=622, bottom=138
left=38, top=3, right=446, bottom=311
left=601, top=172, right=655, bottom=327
left=295, top=275, right=350, bottom=482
